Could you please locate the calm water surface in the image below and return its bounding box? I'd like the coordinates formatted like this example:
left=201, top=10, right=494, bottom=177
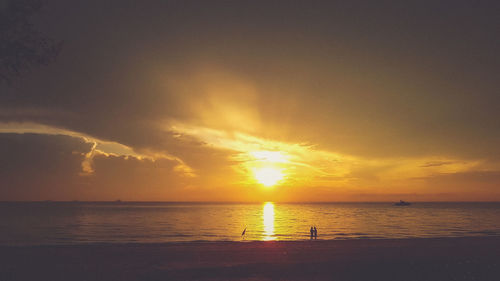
left=1, top=202, right=499, bottom=245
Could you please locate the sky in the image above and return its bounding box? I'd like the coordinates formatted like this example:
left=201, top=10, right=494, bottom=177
left=1, top=0, right=499, bottom=201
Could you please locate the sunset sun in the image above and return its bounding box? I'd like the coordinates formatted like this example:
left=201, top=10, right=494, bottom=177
left=254, top=167, right=284, bottom=187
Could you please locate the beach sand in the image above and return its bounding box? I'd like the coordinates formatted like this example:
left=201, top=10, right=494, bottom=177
left=1, top=237, right=499, bottom=280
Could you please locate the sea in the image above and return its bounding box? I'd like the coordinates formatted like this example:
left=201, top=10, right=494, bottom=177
left=1, top=202, right=499, bottom=245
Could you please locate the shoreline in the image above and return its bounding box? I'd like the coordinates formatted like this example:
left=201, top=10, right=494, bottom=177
left=1, top=236, right=499, bottom=280
left=2, top=235, right=500, bottom=247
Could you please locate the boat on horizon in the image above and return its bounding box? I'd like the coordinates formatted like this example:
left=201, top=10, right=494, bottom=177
left=394, top=200, right=411, bottom=206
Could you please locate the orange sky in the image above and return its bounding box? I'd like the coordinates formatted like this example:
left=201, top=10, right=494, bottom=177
left=1, top=1, right=500, bottom=201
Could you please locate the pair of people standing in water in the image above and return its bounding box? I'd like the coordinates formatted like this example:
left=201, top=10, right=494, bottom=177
left=310, top=226, right=317, bottom=239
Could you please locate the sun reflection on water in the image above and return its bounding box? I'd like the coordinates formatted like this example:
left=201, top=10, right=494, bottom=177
left=263, top=202, right=275, bottom=240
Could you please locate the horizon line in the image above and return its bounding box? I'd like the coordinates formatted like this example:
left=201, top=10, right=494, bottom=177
left=1, top=200, right=500, bottom=204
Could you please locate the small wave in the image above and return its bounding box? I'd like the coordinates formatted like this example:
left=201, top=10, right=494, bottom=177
left=467, top=230, right=499, bottom=235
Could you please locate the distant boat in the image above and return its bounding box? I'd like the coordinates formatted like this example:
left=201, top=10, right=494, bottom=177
left=394, top=200, right=411, bottom=206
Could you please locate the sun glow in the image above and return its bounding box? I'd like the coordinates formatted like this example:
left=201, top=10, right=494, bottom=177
left=249, top=151, right=287, bottom=187
left=254, top=167, right=284, bottom=187
left=250, top=151, right=288, bottom=163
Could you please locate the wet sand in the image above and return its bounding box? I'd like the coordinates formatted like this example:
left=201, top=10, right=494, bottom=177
left=1, top=237, right=499, bottom=281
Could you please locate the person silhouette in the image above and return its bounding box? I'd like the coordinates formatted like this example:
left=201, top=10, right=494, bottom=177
left=241, top=227, right=246, bottom=238
left=314, top=226, right=318, bottom=239
left=310, top=226, right=314, bottom=239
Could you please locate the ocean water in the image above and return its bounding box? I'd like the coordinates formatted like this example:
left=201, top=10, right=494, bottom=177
left=1, top=202, right=499, bottom=245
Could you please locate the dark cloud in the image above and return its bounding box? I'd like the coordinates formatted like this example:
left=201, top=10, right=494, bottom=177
left=423, top=171, right=500, bottom=185
left=0, top=133, right=91, bottom=199
left=420, top=161, right=455, bottom=168
left=0, top=133, right=185, bottom=200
